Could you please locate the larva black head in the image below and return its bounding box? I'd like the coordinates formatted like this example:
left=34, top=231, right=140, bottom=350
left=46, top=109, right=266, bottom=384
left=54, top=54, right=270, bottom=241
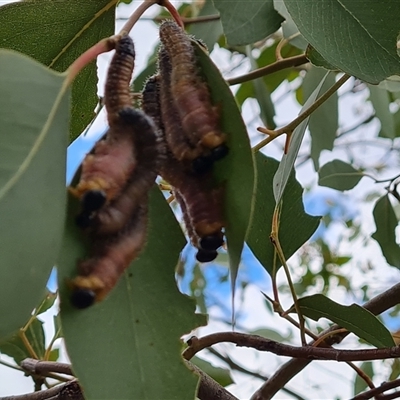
left=192, top=155, right=214, bottom=174
left=211, top=144, right=229, bottom=161
left=70, top=288, right=96, bottom=309
left=196, top=249, right=218, bottom=263
left=81, top=190, right=106, bottom=213
left=199, top=235, right=224, bottom=251
left=75, top=212, right=92, bottom=229
left=116, top=34, right=135, bottom=59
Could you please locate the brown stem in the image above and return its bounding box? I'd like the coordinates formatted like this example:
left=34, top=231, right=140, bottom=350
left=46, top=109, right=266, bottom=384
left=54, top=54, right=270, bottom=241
left=159, top=0, right=184, bottom=28
left=119, top=0, right=158, bottom=34
left=227, top=55, right=308, bottom=86
left=352, top=378, right=400, bottom=400
left=152, top=14, right=221, bottom=25
left=0, top=380, right=81, bottom=400
left=250, top=282, right=400, bottom=400
left=183, top=333, right=400, bottom=362
left=21, top=359, right=74, bottom=377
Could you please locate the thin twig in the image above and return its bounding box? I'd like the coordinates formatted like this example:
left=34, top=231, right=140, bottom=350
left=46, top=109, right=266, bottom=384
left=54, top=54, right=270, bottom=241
left=119, top=0, right=159, bottom=34
left=151, top=14, right=221, bottom=25
left=0, top=380, right=80, bottom=400
left=353, top=378, right=400, bottom=400
left=207, top=348, right=305, bottom=400
left=227, top=55, right=308, bottom=86
left=254, top=74, right=351, bottom=152
left=250, top=282, right=400, bottom=400
left=183, top=332, right=400, bottom=362
left=21, top=359, right=74, bottom=377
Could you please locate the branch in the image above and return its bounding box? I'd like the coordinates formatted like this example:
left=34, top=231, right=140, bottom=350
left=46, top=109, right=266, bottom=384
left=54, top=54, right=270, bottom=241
left=207, top=348, right=305, bottom=400
left=353, top=378, right=400, bottom=400
left=183, top=333, right=400, bottom=362
left=226, top=55, right=308, bottom=86
left=250, top=282, right=400, bottom=400
left=184, top=360, right=238, bottom=400
left=21, top=359, right=74, bottom=377
left=0, top=381, right=82, bottom=400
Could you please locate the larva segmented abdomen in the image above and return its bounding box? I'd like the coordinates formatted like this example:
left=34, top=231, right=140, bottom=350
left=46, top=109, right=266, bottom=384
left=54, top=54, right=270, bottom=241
left=159, top=21, right=227, bottom=156
left=70, top=202, right=148, bottom=308
left=92, top=110, right=160, bottom=235
left=105, top=34, right=135, bottom=126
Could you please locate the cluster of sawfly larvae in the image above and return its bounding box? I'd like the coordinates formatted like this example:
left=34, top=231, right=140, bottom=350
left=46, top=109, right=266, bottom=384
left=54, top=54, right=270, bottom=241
left=68, top=20, right=227, bottom=308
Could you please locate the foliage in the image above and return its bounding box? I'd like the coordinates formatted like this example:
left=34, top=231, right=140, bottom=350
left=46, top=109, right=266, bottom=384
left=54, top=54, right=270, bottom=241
left=1, top=0, right=400, bottom=399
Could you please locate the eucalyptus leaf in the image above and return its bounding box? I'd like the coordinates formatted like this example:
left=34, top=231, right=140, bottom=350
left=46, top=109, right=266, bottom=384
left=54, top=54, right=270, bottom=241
left=368, top=85, right=396, bottom=139
left=318, top=160, right=363, bottom=191
left=372, top=194, right=400, bottom=269
left=247, top=153, right=320, bottom=275
left=0, top=0, right=115, bottom=141
left=354, top=362, right=374, bottom=396
left=191, top=357, right=234, bottom=387
left=0, top=50, right=69, bottom=340
left=58, top=188, right=205, bottom=399
left=296, top=294, right=395, bottom=348
left=193, top=41, right=256, bottom=293
left=273, top=71, right=330, bottom=203
left=213, top=0, right=284, bottom=46
left=303, top=68, right=338, bottom=169
left=284, top=0, right=400, bottom=83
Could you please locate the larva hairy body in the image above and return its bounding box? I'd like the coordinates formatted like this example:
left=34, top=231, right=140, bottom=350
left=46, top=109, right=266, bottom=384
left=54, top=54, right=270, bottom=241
left=91, top=109, right=161, bottom=235
left=70, top=34, right=137, bottom=215
left=105, top=33, right=136, bottom=127
left=70, top=202, right=148, bottom=308
left=159, top=21, right=228, bottom=157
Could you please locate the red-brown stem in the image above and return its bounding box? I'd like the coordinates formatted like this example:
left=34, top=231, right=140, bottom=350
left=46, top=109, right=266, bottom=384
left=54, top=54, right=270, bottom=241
left=119, top=0, right=158, bottom=34
left=161, top=0, right=184, bottom=28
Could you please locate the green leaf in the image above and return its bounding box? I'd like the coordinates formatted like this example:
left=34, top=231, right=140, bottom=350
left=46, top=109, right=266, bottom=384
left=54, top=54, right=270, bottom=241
left=35, top=292, right=57, bottom=316
left=193, top=42, right=256, bottom=291
left=273, top=71, right=330, bottom=203
left=191, top=357, right=234, bottom=387
left=303, top=68, right=338, bottom=169
left=368, top=84, right=396, bottom=139
left=247, top=153, right=320, bottom=275
left=213, top=0, right=284, bottom=46
left=0, top=50, right=69, bottom=340
left=0, top=318, right=46, bottom=364
left=318, top=160, right=364, bottom=191
left=0, top=0, right=115, bottom=141
left=58, top=187, right=205, bottom=399
left=372, top=194, right=400, bottom=269
left=250, top=327, right=291, bottom=343
left=133, top=50, right=158, bottom=93
left=296, top=294, right=395, bottom=348
left=246, top=47, right=276, bottom=129
left=189, top=0, right=223, bottom=50
left=283, top=0, right=400, bottom=83
left=354, top=362, right=374, bottom=396
left=48, top=348, right=60, bottom=362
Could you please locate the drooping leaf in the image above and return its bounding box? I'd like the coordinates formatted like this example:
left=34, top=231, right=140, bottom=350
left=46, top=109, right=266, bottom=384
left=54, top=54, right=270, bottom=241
left=296, top=294, right=395, bottom=348
left=354, top=362, right=374, bottom=396
left=372, top=194, right=400, bottom=269
left=318, top=160, right=363, bottom=191
left=368, top=84, right=396, bottom=139
left=283, top=0, right=400, bottom=83
left=0, top=0, right=115, bottom=141
left=306, top=45, right=339, bottom=71
left=58, top=187, right=205, bottom=399
left=193, top=41, right=256, bottom=291
left=250, top=327, right=292, bottom=343
left=213, top=0, right=284, bottom=46
left=303, top=68, right=338, bottom=169
left=273, top=71, right=330, bottom=203
left=0, top=50, right=69, bottom=340
left=189, top=0, right=223, bottom=50
left=247, top=153, right=320, bottom=275
left=0, top=318, right=46, bottom=365
left=191, top=357, right=234, bottom=387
